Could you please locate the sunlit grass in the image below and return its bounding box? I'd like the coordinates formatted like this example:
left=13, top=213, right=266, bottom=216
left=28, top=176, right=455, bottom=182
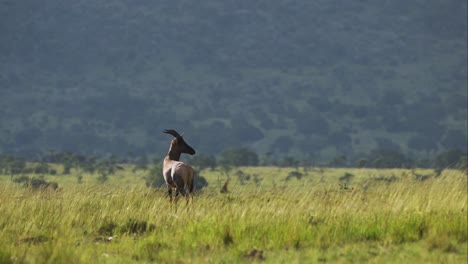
left=0, top=167, right=466, bottom=263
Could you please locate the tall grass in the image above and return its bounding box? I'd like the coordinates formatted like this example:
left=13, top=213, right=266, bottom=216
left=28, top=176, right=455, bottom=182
left=0, top=168, right=466, bottom=263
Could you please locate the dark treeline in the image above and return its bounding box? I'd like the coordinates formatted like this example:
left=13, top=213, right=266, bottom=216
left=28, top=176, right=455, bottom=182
left=2, top=147, right=466, bottom=190
left=1, top=147, right=466, bottom=176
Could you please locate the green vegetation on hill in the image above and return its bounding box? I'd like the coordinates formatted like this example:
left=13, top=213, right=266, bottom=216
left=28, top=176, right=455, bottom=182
left=0, top=1, right=466, bottom=160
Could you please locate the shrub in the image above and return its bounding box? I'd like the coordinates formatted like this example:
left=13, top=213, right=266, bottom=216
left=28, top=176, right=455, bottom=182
left=235, top=170, right=251, bottom=185
left=285, top=171, right=303, bottom=181
left=195, top=174, right=209, bottom=191
left=339, top=172, right=354, bottom=183
left=144, top=162, right=165, bottom=188
left=12, top=176, right=59, bottom=190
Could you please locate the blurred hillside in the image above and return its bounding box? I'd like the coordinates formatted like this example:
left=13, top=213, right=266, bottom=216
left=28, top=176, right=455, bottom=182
left=0, top=0, right=466, bottom=160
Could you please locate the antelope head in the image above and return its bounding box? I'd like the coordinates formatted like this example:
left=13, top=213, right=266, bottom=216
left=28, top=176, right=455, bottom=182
left=163, top=129, right=196, bottom=155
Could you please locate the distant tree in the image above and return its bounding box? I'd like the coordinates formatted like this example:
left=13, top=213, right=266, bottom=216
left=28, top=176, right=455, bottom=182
left=252, top=174, right=263, bottom=186
left=62, top=159, right=73, bottom=174
left=97, top=167, right=109, bottom=183
left=301, top=157, right=314, bottom=172
left=285, top=171, right=303, bottom=181
left=95, top=157, right=121, bottom=183
left=79, top=155, right=97, bottom=173
left=32, top=161, right=53, bottom=175
left=339, top=172, right=354, bottom=183
left=260, top=152, right=274, bottom=166
left=330, top=155, right=348, bottom=167
left=278, top=156, right=300, bottom=168
left=235, top=170, right=251, bottom=185
left=96, top=158, right=118, bottom=176
left=133, top=155, right=149, bottom=172
left=356, top=159, right=367, bottom=168
left=45, top=151, right=75, bottom=174
left=0, top=155, right=26, bottom=175
left=219, top=147, right=259, bottom=167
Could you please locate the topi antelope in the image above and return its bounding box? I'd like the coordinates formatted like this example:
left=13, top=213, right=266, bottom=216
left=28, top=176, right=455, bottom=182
left=162, top=129, right=196, bottom=204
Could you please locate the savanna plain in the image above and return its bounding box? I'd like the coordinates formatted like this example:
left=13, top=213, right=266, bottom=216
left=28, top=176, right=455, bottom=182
left=0, top=166, right=466, bottom=263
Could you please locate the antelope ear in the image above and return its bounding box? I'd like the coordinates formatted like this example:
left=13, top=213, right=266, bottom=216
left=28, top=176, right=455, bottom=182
left=180, top=133, right=184, bottom=138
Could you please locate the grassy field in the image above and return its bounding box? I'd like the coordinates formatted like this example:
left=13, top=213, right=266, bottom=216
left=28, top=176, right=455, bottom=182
left=0, top=166, right=466, bottom=263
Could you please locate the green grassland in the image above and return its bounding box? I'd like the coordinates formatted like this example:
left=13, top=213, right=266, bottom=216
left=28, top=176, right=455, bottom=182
left=0, top=166, right=466, bottom=263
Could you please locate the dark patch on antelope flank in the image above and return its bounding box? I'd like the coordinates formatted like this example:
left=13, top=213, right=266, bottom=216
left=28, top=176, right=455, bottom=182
left=119, top=219, right=155, bottom=235
left=17, top=235, right=49, bottom=245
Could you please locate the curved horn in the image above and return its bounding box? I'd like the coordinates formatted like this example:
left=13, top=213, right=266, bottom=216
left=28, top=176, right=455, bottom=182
left=163, top=129, right=181, bottom=138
